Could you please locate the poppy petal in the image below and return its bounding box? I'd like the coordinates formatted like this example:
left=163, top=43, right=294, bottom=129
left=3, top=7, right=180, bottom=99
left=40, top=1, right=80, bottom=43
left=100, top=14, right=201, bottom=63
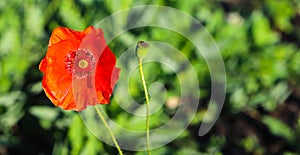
left=82, top=27, right=120, bottom=103
left=49, top=26, right=93, bottom=46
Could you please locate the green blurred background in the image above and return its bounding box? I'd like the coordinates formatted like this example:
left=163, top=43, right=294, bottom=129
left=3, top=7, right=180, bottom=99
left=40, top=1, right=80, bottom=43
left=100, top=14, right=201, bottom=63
left=1, top=0, right=300, bottom=154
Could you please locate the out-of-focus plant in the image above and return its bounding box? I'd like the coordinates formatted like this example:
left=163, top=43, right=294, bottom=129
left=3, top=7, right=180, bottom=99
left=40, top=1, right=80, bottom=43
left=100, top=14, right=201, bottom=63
left=1, top=0, right=300, bottom=154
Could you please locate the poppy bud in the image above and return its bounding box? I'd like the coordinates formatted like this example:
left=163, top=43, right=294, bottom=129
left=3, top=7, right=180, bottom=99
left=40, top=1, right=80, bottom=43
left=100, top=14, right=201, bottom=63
left=135, top=41, right=150, bottom=59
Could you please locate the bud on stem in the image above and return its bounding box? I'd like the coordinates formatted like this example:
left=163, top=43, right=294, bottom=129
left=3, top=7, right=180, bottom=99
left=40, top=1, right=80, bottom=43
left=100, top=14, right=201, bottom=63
left=135, top=41, right=150, bottom=59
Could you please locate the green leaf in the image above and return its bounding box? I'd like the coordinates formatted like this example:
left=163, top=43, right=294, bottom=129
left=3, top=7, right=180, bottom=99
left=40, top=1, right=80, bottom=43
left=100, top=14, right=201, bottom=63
left=59, top=0, right=85, bottom=29
left=30, top=106, right=59, bottom=121
left=176, top=147, right=203, bottom=155
left=68, top=114, right=86, bottom=155
left=251, top=11, right=279, bottom=46
left=265, top=0, right=296, bottom=32
left=81, top=130, right=106, bottom=155
left=284, top=152, right=298, bottom=155
left=262, top=116, right=293, bottom=142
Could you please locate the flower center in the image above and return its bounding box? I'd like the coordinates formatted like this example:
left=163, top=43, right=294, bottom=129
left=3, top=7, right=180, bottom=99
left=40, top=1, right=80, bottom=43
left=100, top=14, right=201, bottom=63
left=78, top=59, right=88, bottom=68
left=65, top=49, right=96, bottom=79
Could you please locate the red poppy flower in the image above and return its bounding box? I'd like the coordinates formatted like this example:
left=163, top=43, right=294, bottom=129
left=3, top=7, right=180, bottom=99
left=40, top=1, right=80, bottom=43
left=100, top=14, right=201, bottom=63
left=39, top=26, right=120, bottom=111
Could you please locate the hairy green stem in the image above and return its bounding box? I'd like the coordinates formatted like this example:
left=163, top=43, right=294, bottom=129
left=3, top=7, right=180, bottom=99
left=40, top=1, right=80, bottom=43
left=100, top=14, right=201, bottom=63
left=138, top=58, right=151, bottom=155
left=94, top=106, right=123, bottom=155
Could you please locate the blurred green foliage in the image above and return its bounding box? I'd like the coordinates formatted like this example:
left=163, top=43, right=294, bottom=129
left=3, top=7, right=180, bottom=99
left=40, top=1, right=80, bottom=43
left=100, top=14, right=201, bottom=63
left=1, top=0, right=300, bottom=155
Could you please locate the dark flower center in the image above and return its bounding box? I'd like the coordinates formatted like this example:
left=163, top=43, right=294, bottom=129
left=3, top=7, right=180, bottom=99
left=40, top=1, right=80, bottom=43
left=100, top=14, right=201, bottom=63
left=65, top=49, right=96, bottom=79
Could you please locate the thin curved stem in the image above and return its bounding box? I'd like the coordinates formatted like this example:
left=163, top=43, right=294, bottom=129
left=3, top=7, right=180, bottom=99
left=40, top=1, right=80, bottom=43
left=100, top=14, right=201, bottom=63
left=138, top=58, right=151, bottom=155
left=94, top=106, right=123, bottom=155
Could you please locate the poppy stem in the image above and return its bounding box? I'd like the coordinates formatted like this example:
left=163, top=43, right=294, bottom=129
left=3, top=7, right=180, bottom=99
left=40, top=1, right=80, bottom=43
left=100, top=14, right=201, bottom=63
left=138, top=58, right=151, bottom=155
left=94, top=106, right=123, bottom=155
